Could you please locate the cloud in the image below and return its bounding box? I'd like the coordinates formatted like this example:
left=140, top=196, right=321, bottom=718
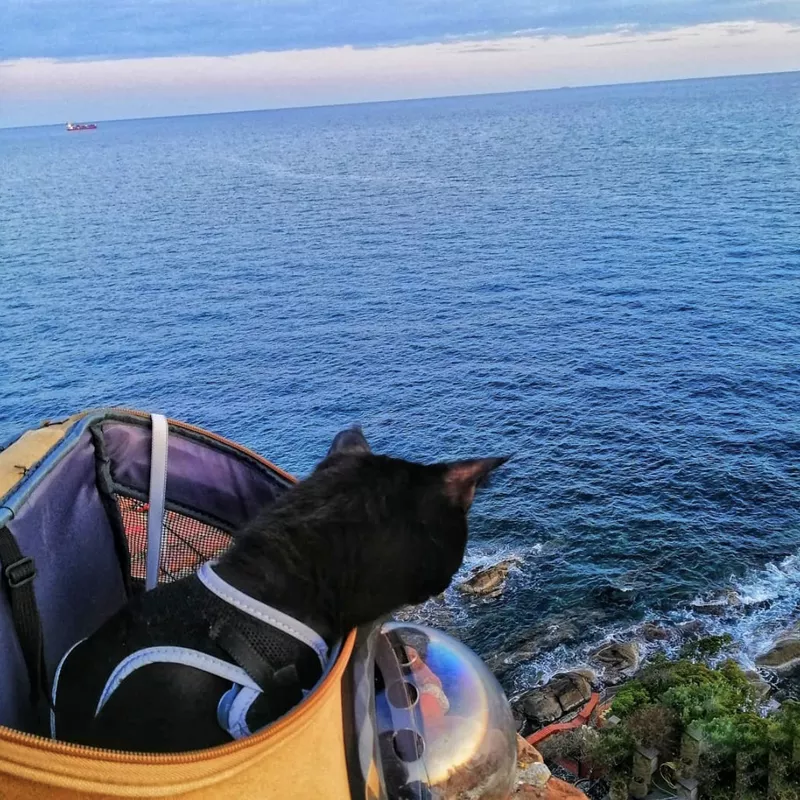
left=456, top=45, right=525, bottom=54
left=725, top=22, right=760, bottom=33
left=2, top=22, right=799, bottom=128
left=586, top=39, right=640, bottom=47
left=4, top=0, right=800, bottom=60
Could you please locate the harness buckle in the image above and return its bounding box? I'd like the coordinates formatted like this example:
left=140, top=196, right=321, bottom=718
left=4, top=556, right=36, bottom=588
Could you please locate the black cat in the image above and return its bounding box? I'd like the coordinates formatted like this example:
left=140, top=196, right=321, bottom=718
left=52, top=427, right=507, bottom=752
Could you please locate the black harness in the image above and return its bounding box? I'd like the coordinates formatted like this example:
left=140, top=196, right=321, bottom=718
left=51, top=562, right=329, bottom=741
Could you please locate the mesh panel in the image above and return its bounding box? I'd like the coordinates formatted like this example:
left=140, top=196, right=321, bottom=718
left=116, top=495, right=233, bottom=583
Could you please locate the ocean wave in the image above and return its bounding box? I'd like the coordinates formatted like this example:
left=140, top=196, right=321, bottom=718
left=493, top=546, right=800, bottom=694
left=395, top=540, right=545, bottom=634
left=399, top=539, right=800, bottom=697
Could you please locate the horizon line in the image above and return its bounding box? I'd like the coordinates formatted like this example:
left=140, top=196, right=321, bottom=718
left=3, top=68, right=797, bottom=132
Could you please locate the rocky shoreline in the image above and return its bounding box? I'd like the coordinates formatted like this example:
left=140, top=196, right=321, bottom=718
left=451, top=565, right=800, bottom=798
left=451, top=563, right=800, bottom=699
left=500, top=603, right=800, bottom=732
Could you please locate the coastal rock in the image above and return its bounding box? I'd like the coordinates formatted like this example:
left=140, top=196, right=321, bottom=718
left=457, top=558, right=520, bottom=598
left=535, top=619, right=582, bottom=651
left=744, top=670, right=772, bottom=701
left=516, top=689, right=562, bottom=728
left=690, top=589, right=742, bottom=617
left=591, top=584, right=636, bottom=606
left=641, top=623, right=669, bottom=642
left=486, top=614, right=586, bottom=679
left=690, top=602, right=729, bottom=617
left=591, top=641, right=639, bottom=684
left=553, top=672, right=594, bottom=713
left=513, top=706, right=529, bottom=733
left=755, top=633, right=800, bottom=675
left=570, top=667, right=597, bottom=684
left=513, top=777, right=589, bottom=799
left=725, top=589, right=742, bottom=606
left=676, top=620, right=704, bottom=637
left=514, top=672, right=593, bottom=728
left=517, top=734, right=545, bottom=767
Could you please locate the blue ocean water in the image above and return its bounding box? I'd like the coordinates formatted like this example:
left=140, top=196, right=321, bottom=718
left=2, top=72, right=799, bottom=689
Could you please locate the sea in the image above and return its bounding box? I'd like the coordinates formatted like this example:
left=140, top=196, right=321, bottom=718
left=1, top=71, right=799, bottom=694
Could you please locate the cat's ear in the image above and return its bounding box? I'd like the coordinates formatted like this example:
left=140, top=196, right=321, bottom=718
left=442, top=456, right=509, bottom=511
left=327, top=426, right=372, bottom=457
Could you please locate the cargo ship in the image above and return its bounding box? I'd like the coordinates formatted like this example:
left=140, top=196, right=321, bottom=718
left=65, top=122, right=97, bottom=131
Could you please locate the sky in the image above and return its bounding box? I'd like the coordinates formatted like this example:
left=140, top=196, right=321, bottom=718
left=2, top=0, right=800, bottom=127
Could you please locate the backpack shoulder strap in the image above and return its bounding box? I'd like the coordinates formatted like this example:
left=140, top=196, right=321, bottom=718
left=0, top=525, right=49, bottom=716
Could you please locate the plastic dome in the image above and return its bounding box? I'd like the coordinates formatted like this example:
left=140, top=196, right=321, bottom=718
left=349, top=621, right=518, bottom=800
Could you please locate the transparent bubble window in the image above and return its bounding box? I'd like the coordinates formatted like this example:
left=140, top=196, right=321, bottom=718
left=349, top=621, right=517, bottom=800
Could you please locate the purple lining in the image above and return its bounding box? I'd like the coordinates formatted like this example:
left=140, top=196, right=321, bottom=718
left=102, top=422, right=286, bottom=529
left=1, top=433, right=127, bottom=731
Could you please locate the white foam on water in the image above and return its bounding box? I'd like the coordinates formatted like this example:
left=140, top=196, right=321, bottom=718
left=396, top=540, right=545, bottom=636
left=508, top=547, right=800, bottom=693
left=695, top=550, right=800, bottom=668
left=734, top=552, right=800, bottom=607
left=508, top=615, right=653, bottom=696
left=458, top=540, right=543, bottom=575
left=402, top=539, right=800, bottom=694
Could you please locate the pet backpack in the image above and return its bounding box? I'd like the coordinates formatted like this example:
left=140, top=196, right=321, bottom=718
left=0, top=408, right=365, bottom=799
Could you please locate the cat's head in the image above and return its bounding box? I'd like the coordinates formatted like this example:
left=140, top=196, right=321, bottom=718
left=293, top=426, right=508, bottom=630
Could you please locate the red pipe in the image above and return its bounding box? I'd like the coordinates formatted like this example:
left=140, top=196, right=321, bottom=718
left=525, top=692, right=601, bottom=747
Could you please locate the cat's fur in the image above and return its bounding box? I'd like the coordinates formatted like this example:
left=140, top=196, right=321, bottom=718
left=53, top=427, right=506, bottom=752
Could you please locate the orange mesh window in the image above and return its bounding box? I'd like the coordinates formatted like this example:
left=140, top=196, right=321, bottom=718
left=115, top=495, right=233, bottom=583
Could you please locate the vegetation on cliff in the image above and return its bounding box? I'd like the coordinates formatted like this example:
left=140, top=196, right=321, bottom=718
left=539, top=635, right=800, bottom=798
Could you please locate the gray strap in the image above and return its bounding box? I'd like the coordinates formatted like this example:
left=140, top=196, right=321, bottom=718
left=197, top=561, right=329, bottom=665
left=94, top=646, right=261, bottom=716
left=145, top=414, right=169, bottom=591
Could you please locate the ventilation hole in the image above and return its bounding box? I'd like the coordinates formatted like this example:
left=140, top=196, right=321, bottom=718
left=393, top=729, right=425, bottom=763
left=387, top=681, right=419, bottom=709
left=390, top=628, right=431, bottom=659
left=392, top=644, right=416, bottom=668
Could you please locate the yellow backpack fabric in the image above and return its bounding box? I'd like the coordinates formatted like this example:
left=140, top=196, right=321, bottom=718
left=0, top=630, right=356, bottom=799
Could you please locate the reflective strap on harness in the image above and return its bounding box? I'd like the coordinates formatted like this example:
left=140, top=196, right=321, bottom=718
left=145, top=414, right=169, bottom=591
left=50, top=637, right=85, bottom=739
left=197, top=561, right=329, bottom=665
left=93, top=646, right=261, bottom=716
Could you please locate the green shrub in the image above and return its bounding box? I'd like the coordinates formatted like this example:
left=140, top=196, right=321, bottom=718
left=590, top=725, right=636, bottom=773
left=702, top=711, right=769, bottom=758
left=610, top=657, right=752, bottom=721
left=656, top=659, right=754, bottom=726
left=679, top=634, right=735, bottom=661
left=771, top=787, right=800, bottom=800
left=769, top=700, right=800, bottom=755
left=610, top=682, right=650, bottom=718
left=625, top=704, right=680, bottom=757
left=592, top=656, right=800, bottom=794
left=695, top=746, right=731, bottom=795
left=538, top=727, right=599, bottom=763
